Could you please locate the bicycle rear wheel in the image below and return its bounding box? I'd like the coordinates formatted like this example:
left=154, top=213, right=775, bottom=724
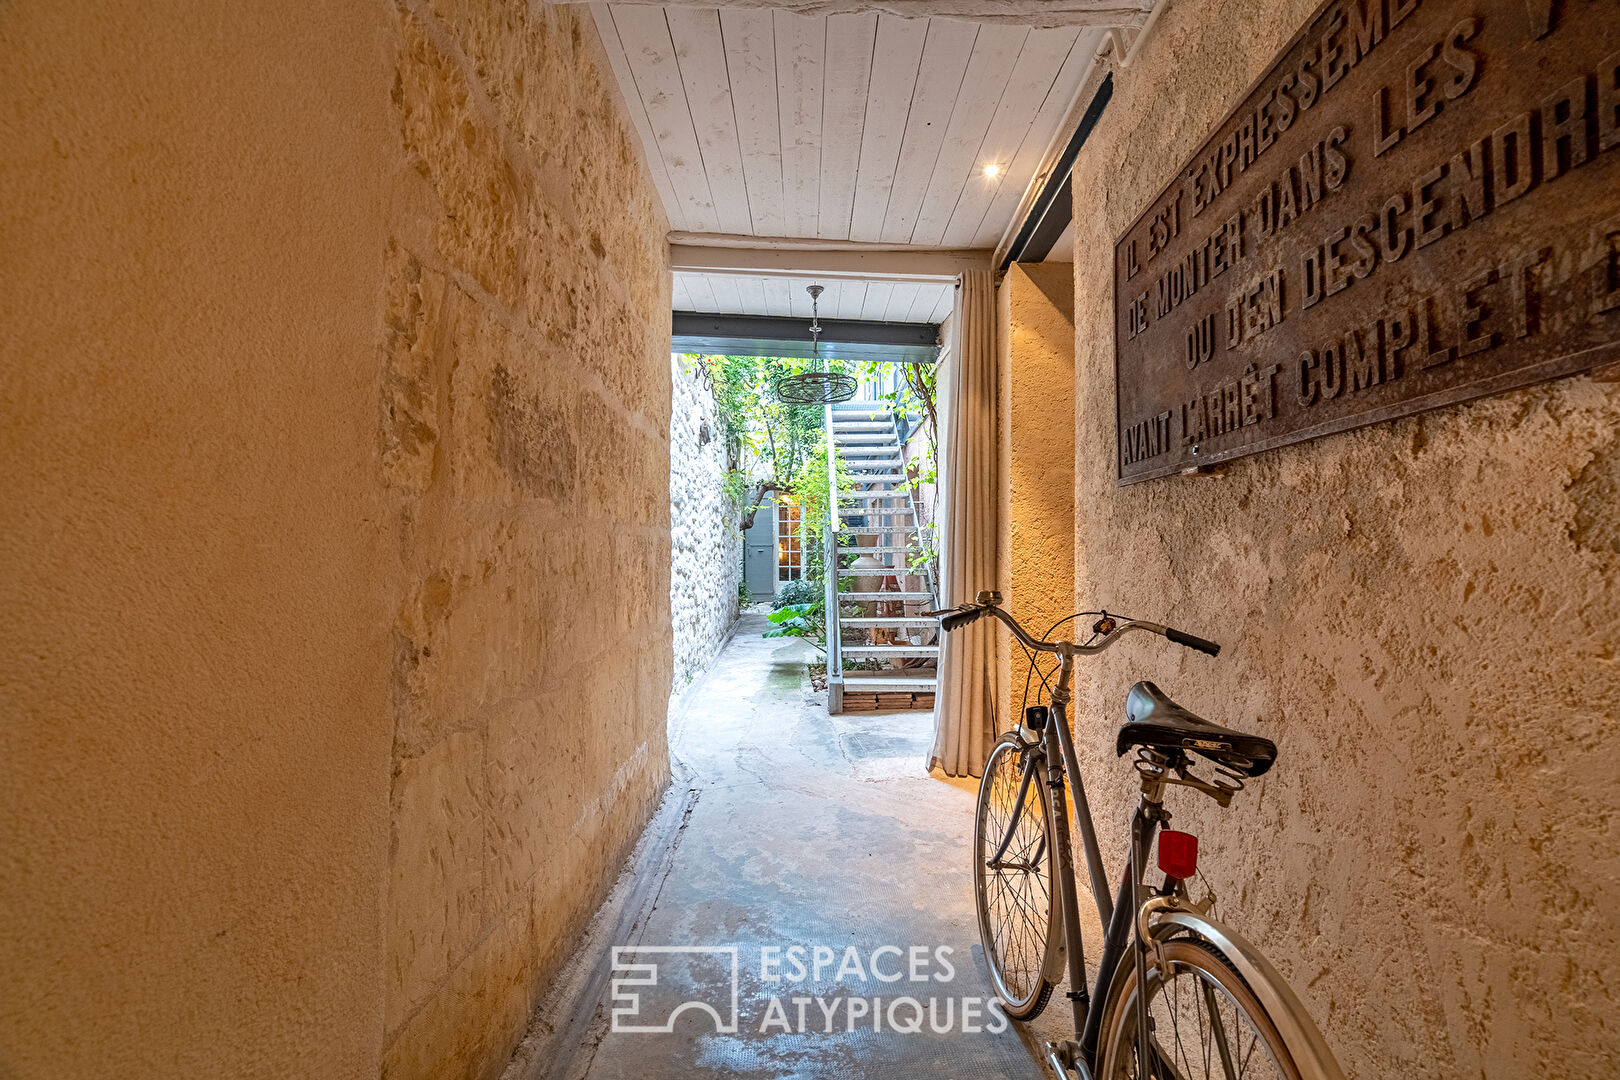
left=1097, top=939, right=1302, bottom=1080
left=973, top=734, right=1061, bottom=1020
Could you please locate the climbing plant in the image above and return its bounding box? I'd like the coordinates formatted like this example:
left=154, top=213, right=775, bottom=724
left=687, top=353, right=858, bottom=531
left=683, top=351, right=943, bottom=621
left=785, top=430, right=856, bottom=547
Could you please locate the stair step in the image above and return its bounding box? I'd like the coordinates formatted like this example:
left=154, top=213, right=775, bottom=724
left=839, top=526, right=927, bottom=536
left=842, top=641, right=946, bottom=660
left=842, top=591, right=933, bottom=600
left=843, top=645, right=940, bottom=658
left=845, top=566, right=914, bottom=575
left=842, top=490, right=910, bottom=500
left=848, top=474, right=909, bottom=483
left=838, top=545, right=919, bottom=554
left=832, top=432, right=895, bottom=443
left=841, top=671, right=938, bottom=693
left=841, top=617, right=937, bottom=628
left=832, top=421, right=890, bottom=432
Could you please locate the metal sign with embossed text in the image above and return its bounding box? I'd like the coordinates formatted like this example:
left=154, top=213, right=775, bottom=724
left=1113, top=0, right=1620, bottom=483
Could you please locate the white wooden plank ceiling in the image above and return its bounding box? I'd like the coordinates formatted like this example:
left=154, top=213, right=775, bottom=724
left=566, top=1, right=1149, bottom=27
left=594, top=4, right=1104, bottom=251
left=673, top=272, right=955, bottom=323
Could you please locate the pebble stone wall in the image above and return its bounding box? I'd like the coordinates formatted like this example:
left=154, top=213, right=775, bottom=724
left=669, top=355, right=744, bottom=692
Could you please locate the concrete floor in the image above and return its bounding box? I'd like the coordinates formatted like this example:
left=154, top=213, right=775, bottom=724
left=540, top=610, right=1054, bottom=1079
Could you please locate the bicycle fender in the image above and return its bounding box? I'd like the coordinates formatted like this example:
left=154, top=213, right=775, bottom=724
left=1149, top=908, right=1348, bottom=1080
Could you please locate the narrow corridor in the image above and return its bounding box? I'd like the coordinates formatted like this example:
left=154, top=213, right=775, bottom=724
left=544, top=611, right=1039, bottom=1079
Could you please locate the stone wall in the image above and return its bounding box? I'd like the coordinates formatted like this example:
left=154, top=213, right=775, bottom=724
left=1067, top=2, right=1620, bottom=1076
left=670, top=355, right=743, bottom=691
left=0, top=3, right=671, bottom=1079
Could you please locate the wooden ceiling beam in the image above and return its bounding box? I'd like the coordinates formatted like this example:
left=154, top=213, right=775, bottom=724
left=562, top=2, right=1152, bottom=30
left=671, top=238, right=990, bottom=282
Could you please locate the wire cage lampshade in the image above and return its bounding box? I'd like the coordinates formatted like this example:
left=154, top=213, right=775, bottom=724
left=773, top=285, right=856, bottom=405
left=774, top=369, right=856, bottom=404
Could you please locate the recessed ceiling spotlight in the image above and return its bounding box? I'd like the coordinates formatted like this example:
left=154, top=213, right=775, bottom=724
left=983, top=163, right=1002, bottom=178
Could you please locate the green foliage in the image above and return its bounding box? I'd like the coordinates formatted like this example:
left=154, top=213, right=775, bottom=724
left=761, top=596, right=868, bottom=654
left=686, top=353, right=939, bottom=503
left=905, top=413, right=939, bottom=489
left=762, top=601, right=826, bottom=652
left=869, top=363, right=937, bottom=488
left=869, top=362, right=935, bottom=420
left=773, top=578, right=821, bottom=610
left=721, top=468, right=749, bottom=507
left=689, top=354, right=829, bottom=493
left=785, top=432, right=857, bottom=544
left=685, top=351, right=945, bottom=661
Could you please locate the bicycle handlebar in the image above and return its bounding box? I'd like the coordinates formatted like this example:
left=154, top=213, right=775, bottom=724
left=928, top=593, right=1221, bottom=658
left=1163, top=625, right=1221, bottom=656
left=939, top=607, right=991, bottom=633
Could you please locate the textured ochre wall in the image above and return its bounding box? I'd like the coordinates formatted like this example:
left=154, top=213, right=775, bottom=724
left=998, top=264, right=1077, bottom=727
left=1068, top=2, right=1619, bottom=1076
left=0, top=3, right=672, bottom=1079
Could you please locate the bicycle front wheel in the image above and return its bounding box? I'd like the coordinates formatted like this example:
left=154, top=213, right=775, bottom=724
left=973, top=734, right=1061, bottom=1020
left=1097, top=939, right=1302, bottom=1080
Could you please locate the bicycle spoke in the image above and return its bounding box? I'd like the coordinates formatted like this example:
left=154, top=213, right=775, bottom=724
left=1200, top=980, right=1238, bottom=1080
left=1146, top=1033, right=1194, bottom=1080
left=976, top=745, right=1054, bottom=1006
left=1122, top=961, right=1288, bottom=1080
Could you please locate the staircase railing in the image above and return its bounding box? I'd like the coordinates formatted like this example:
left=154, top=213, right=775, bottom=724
left=891, top=407, right=939, bottom=604
left=823, top=402, right=843, bottom=713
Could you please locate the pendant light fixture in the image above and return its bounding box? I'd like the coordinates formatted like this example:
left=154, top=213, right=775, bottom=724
left=773, top=284, right=857, bottom=405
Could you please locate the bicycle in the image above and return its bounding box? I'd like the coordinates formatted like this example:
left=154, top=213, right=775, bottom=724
left=929, top=591, right=1345, bottom=1080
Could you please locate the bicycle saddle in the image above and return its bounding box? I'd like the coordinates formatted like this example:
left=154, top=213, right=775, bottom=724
left=1116, top=681, right=1277, bottom=777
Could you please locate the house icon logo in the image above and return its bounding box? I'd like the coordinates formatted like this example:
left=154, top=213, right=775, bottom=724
left=609, top=945, right=740, bottom=1034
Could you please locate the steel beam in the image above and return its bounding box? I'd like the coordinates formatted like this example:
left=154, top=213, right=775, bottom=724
left=672, top=312, right=940, bottom=363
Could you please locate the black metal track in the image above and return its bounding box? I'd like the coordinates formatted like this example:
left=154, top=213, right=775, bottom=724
left=1000, top=73, right=1112, bottom=272
left=671, top=311, right=941, bottom=363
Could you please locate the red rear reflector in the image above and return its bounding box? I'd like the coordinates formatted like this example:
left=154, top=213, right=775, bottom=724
left=1158, top=830, right=1198, bottom=879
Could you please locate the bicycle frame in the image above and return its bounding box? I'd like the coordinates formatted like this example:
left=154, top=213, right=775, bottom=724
left=984, top=625, right=1166, bottom=1078
left=967, top=597, right=1346, bottom=1080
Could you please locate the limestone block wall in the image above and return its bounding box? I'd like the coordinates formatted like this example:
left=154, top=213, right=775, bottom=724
left=997, top=264, right=1076, bottom=726
left=1067, top=2, right=1619, bottom=1076
left=670, top=355, right=743, bottom=691
left=0, top=3, right=671, bottom=1079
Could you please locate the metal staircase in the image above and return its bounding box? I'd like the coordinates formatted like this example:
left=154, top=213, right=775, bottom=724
left=822, top=401, right=938, bottom=714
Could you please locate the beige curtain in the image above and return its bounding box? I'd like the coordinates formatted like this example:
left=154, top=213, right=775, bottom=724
left=930, top=268, right=999, bottom=778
